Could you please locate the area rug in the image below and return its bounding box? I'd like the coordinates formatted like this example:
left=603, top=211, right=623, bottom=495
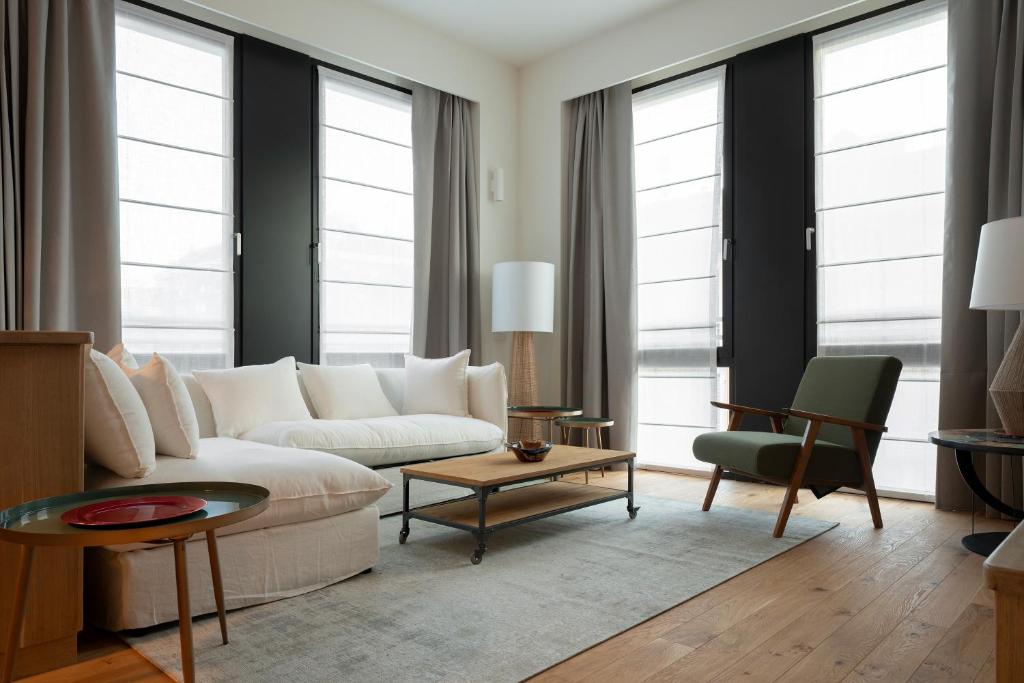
left=126, top=496, right=836, bottom=682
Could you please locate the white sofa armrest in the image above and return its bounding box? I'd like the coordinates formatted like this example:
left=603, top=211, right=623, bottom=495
left=468, top=363, right=508, bottom=438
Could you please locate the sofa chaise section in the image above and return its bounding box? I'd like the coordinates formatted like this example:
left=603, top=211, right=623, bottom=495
left=84, top=438, right=390, bottom=630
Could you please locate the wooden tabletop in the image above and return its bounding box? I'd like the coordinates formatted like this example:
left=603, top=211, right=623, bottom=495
left=0, top=331, right=92, bottom=345
left=401, top=445, right=635, bottom=487
left=985, top=520, right=1024, bottom=596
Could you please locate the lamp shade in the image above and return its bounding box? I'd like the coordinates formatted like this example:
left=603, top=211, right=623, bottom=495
left=971, top=216, right=1024, bottom=310
left=492, top=261, right=554, bottom=332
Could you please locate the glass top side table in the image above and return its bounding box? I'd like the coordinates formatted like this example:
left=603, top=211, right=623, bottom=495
left=929, top=429, right=1024, bottom=556
left=0, top=481, right=269, bottom=683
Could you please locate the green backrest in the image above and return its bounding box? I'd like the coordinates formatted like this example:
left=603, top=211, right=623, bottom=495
left=783, top=356, right=903, bottom=456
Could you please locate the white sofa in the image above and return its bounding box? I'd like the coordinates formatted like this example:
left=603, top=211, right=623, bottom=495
left=85, top=364, right=507, bottom=630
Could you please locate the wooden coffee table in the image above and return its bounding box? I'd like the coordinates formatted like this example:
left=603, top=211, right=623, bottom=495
left=399, top=445, right=638, bottom=564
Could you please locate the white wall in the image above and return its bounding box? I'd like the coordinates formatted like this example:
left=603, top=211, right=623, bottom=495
left=153, top=0, right=520, bottom=370
left=517, top=0, right=903, bottom=402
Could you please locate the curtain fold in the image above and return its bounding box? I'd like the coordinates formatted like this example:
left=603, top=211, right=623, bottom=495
left=0, top=0, right=120, bottom=350
left=411, top=84, right=481, bottom=360
left=561, top=83, right=638, bottom=451
left=937, top=0, right=1024, bottom=514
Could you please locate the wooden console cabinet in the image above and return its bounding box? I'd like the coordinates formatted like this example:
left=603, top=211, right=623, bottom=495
left=0, top=332, right=90, bottom=677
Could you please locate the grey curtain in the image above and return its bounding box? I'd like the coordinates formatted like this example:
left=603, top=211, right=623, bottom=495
left=937, top=0, right=1024, bottom=514
left=561, top=83, right=638, bottom=451
left=411, top=84, right=481, bottom=360
left=0, top=0, right=120, bottom=350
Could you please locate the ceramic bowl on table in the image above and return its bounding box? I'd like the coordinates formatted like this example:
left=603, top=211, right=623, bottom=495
left=506, top=440, right=553, bottom=462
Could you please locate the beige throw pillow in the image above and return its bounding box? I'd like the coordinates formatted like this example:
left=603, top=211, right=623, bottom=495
left=297, top=363, right=398, bottom=419
left=84, top=349, right=156, bottom=478
left=194, top=357, right=313, bottom=438
left=402, top=350, right=471, bottom=416
left=106, top=342, right=139, bottom=370
left=123, top=354, right=200, bottom=459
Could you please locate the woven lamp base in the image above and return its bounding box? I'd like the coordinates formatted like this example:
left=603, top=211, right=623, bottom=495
left=991, top=323, right=1024, bottom=436
left=508, top=331, right=542, bottom=442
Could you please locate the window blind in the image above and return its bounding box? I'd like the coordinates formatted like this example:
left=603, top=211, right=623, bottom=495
left=813, top=0, right=947, bottom=498
left=318, top=69, right=414, bottom=367
left=633, top=66, right=728, bottom=471
left=115, top=4, right=235, bottom=371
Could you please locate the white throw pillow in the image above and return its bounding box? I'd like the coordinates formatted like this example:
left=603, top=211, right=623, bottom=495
left=123, top=354, right=200, bottom=459
left=194, top=357, right=312, bottom=438
left=106, top=342, right=138, bottom=370
left=84, top=349, right=156, bottom=478
left=297, top=363, right=398, bottom=420
left=403, top=350, right=471, bottom=416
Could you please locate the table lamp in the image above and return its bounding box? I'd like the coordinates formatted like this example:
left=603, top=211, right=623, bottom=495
left=492, top=261, right=555, bottom=441
left=970, top=216, right=1024, bottom=435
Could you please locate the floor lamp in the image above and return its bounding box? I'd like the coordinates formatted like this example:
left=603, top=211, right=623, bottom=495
left=970, top=217, right=1024, bottom=435
left=493, top=261, right=555, bottom=442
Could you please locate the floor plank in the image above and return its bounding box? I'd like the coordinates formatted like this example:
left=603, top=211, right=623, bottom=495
left=23, top=470, right=1011, bottom=683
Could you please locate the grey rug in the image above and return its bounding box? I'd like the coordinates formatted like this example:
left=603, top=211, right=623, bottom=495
left=126, top=496, right=836, bottom=682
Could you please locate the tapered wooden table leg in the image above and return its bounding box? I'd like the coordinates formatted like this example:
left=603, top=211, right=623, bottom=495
left=1, top=545, right=34, bottom=683
left=173, top=538, right=195, bottom=683
left=206, top=530, right=229, bottom=645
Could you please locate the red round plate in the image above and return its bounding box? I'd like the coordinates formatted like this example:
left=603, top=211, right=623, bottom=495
left=61, top=495, right=207, bottom=528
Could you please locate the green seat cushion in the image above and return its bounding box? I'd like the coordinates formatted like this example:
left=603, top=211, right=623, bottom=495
left=692, top=430, right=863, bottom=485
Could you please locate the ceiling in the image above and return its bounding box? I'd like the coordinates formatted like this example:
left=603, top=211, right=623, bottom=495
left=367, top=0, right=685, bottom=66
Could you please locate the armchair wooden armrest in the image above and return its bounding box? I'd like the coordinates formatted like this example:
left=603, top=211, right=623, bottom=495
left=710, top=401, right=787, bottom=433
left=710, top=401, right=788, bottom=420
left=785, top=409, right=887, bottom=433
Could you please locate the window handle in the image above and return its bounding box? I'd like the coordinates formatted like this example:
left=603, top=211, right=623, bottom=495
left=722, top=237, right=732, bottom=261
left=311, top=242, right=321, bottom=264
left=234, top=232, right=242, bottom=256
left=805, top=227, right=815, bottom=252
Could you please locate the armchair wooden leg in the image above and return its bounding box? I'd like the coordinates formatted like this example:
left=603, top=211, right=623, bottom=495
left=702, top=466, right=723, bottom=511
left=852, top=428, right=883, bottom=529
left=773, top=420, right=821, bottom=538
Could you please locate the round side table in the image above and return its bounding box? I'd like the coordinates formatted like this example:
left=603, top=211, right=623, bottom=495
left=557, top=417, right=614, bottom=484
left=0, top=481, right=269, bottom=683
left=507, top=406, right=582, bottom=443
left=929, top=429, right=1024, bottom=556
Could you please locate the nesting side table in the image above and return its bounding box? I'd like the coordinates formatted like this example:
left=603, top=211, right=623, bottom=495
left=0, top=482, right=269, bottom=683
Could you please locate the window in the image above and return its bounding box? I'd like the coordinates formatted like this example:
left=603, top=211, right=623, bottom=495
left=318, top=69, right=414, bottom=367
left=813, top=1, right=947, bottom=498
left=633, top=67, right=728, bottom=472
left=115, top=6, right=235, bottom=371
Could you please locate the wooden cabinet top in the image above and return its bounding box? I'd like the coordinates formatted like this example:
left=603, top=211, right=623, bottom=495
left=0, top=332, right=92, bottom=345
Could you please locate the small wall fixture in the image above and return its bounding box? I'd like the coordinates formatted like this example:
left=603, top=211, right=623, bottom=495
left=489, top=168, right=505, bottom=202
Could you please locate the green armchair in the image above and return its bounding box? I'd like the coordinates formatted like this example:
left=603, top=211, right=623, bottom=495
left=693, top=355, right=902, bottom=537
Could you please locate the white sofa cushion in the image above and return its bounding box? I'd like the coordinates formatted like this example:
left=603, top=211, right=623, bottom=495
left=194, top=357, right=312, bottom=438
left=402, top=350, right=470, bottom=416
left=122, top=353, right=200, bottom=459
left=241, top=414, right=504, bottom=468
left=86, top=437, right=391, bottom=544
left=84, top=349, right=156, bottom=479
left=297, top=362, right=398, bottom=420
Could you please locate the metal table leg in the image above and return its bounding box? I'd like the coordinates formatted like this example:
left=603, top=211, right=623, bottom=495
left=955, top=448, right=1024, bottom=556
left=471, top=486, right=490, bottom=565
left=399, top=474, right=411, bottom=544
left=1, top=545, right=33, bottom=683
left=627, top=458, right=640, bottom=520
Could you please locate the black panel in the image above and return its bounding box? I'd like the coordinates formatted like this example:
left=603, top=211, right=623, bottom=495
left=731, top=36, right=808, bottom=430
left=240, top=37, right=314, bottom=365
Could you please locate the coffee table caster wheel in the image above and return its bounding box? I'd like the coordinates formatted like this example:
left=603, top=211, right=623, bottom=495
left=399, top=530, right=409, bottom=544
left=628, top=507, right=639, bottom=520
left=471, top=551, right=484, bottom=565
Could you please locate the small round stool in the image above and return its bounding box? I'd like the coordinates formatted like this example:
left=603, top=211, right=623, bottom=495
left=556, top=416, right=614, bottom=483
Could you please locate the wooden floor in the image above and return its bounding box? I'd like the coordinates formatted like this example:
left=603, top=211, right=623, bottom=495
left=24, top=470, right=1011, bottom=683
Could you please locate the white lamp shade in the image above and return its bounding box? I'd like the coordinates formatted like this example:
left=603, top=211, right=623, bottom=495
left=971, top=216, right=1024, bottom=310
left=492, top=261, right=555, bottom=332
